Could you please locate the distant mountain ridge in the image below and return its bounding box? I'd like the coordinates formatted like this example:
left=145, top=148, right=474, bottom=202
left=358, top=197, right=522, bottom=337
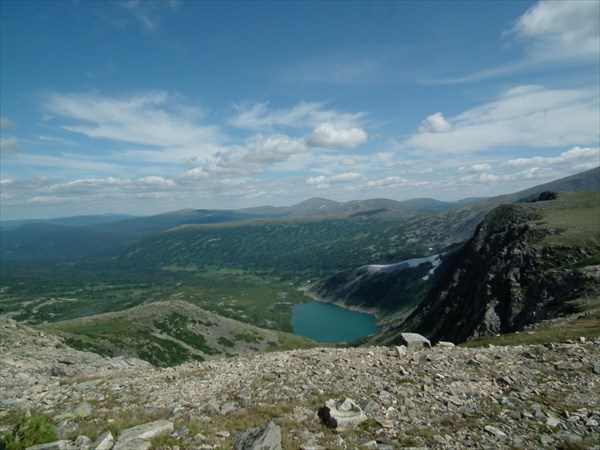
left=2, top=167, right=598, bottom=262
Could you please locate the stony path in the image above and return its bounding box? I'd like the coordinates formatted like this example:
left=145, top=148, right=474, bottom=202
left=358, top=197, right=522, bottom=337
left=1, top=318, right=599, bottom=449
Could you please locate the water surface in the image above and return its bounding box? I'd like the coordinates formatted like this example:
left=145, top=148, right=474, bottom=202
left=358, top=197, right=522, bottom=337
left=291, top=301, right=379, bottom=343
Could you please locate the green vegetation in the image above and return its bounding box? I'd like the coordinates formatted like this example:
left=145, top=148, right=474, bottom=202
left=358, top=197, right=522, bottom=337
left=461, top=305, right=600, bottom=348
left=121, top=217, right=437, bottom=281
left=0, top=414, right=57, bottom=450
left=0, top=264, right=307, bottom=332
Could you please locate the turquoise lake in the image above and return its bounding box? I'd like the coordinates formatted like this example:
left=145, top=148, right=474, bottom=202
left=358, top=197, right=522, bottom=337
left=291, top=301, right=379, bottom=343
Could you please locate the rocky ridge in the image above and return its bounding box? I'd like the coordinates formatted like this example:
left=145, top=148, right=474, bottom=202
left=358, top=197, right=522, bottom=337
left=2, top=318, right=599, bottom=449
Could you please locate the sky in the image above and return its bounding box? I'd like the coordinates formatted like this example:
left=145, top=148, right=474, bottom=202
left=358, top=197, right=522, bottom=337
left=1, top=0, right=599, bottom=220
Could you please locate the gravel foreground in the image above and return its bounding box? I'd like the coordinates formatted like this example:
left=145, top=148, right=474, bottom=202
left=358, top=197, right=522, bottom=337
left=1, top=318, right=599, bottom=449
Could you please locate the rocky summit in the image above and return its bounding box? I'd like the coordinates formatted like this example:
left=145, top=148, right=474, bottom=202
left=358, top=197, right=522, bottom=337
left=1, top=319, right=599, bottom=449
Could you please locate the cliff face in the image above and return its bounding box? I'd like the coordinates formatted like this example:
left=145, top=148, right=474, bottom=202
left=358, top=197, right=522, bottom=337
left=400, top=193, right=600, bottom=344
left=306, top=254, right=451, bottom=315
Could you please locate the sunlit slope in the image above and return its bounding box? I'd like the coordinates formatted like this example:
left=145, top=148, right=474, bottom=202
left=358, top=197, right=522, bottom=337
left=45, top=300, right=315, bottom=367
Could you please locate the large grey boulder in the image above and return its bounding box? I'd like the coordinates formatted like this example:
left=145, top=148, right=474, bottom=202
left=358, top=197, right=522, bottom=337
left=233, top=421, right=282, bottom=450
left=398, top=332, right=431, bottom=348
left=91, top=431, right=114, bottom=450
left=113, top=420, right=174, bottom=450
left=318, top=398, right=368, bottom=431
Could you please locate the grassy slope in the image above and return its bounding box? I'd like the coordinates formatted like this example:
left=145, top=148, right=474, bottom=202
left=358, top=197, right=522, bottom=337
left=44, top=300, right=315, bottom=367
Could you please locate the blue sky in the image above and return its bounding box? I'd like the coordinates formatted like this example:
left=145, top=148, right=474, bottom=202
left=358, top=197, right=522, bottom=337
left=1, top=0, right=599, bottom=219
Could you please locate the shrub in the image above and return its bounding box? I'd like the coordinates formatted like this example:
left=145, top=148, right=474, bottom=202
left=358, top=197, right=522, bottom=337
left=0, top=414, right=58, bottom=450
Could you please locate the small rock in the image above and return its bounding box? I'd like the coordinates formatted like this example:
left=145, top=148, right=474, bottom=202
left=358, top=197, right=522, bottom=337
left=216, top=431, right=231, bottom=438
left=72, top=401, right=92, bottom=418
left=360, top=398, right=380, bottom=413
left=195, top=433, right=208, bottom=442
left=546, top=416, right=561, bottom=428
left=394, top=345, right=408, bottom=358
left=75, top=435, right=92, bottom=448
left=484, top=425, right=507, bottom=439
left=220, top=401, right=237, bottom=415
left=437, top=341, right=455, bottom=349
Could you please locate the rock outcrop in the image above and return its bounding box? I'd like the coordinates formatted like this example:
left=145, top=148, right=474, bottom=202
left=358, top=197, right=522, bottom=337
left=396, top=193, right=600, bottom=344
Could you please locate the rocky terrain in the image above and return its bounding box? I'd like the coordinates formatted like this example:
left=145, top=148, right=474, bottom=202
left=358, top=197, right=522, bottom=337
left=2, top=318, right=599, bottom=449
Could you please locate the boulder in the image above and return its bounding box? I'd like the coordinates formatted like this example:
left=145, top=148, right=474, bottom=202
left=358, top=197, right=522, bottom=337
left=91, top=431, right=114, bottom=450
left=398, top=333, right=431, bottom=348
left=318, top=398, right=368, bottom=431
left=233, top=420, right=282, bottom=450
left=113, top=420, right=173, bottom=450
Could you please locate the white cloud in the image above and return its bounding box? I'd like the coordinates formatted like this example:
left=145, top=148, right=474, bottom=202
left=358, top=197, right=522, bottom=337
left=306, top=175, right=328, bottom=186
left=503, top=146, right=600, bottom=168
left=306, top=123, right=367, bottom=149
left=213, top=135, right=308, bottom=174
left=407, top=85, right=600, bottom=153
left=509, top=0, right=600, bottom=61
left=430, top=1, right=600, bottom=85
left=339, top=157, right=359, bottom=167
left=457, top=164, right=492, bottom=175
left=418, top=112, right=451, bottom=133
left=330, top=172, right=362, bottom=183
left=44, top=91, right=220, bottom=151
left=0, top=136, right=19, bottom=154
left=366, top=176, right=408, bottom=189
left=230, top=101, right=364, bottom=130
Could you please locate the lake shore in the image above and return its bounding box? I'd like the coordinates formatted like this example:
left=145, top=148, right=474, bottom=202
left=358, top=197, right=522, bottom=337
left=300, top=286, right=383, bottom=320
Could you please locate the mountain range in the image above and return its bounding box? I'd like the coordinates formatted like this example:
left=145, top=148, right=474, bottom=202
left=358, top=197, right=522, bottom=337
left=0, top=167, right=598, bottom=367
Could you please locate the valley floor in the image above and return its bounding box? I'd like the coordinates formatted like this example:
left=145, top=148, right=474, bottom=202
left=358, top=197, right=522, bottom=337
left=1, top=319, right=599, bottom=449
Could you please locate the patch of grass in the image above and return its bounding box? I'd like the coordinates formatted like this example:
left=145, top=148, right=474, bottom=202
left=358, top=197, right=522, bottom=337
left=0, top=414, right=57, bottom=450
left=217, top=336, right=235, bottom=348
left=232, top=330, right=264, bottom=344
left=461, top=311, right=600, bottom=347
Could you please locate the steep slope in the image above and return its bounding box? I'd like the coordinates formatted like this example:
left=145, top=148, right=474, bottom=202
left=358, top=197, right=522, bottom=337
left=45, top=300, right=314, bottom=367
left=387, top=192, right=600, bottom=344
left=306, top=254, right=452, bottom=316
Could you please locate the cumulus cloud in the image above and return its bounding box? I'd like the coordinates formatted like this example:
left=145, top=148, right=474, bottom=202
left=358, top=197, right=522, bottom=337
left=418, top=112, right=451, bottom=133
left=407, top=85, right=600, bottom=153
left=509, top=0, right=600, bottom=61
left=306, top=123, right=367, bottom=149
left=306, top=175, right=327, bottom=186
left=214, top=135, right=308, bottom=174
